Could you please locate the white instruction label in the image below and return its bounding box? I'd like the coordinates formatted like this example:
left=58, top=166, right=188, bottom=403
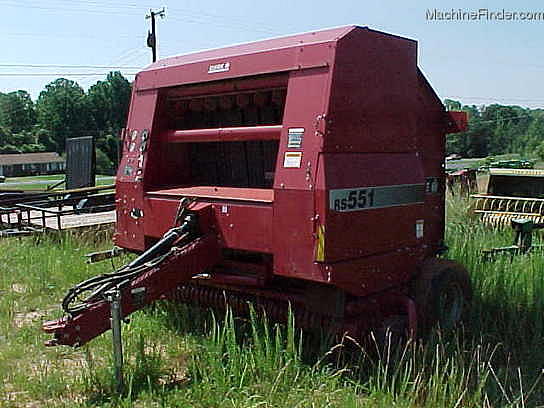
left=416, top=219, right=424, bottom=239
left=283, top=152, right=302, bottom=168
left=287, top=128, right=304, bottom=148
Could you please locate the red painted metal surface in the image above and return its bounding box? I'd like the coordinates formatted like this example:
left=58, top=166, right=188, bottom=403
left=315, top=152, right=425, bottom=262
left=106, top=26, right=468, bottom=339
left=144, top=195, right=274, bottom=253
left=149, top=186, right=274, bottom=202
left=165, top=125, right=282, bottom=143
left=447, top=111, right=469, bottom=133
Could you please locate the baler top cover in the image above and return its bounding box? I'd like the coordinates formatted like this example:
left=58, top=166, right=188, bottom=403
left=138, top=26, right=374, bottom=90
left=116, top=26, right=458, bottom=297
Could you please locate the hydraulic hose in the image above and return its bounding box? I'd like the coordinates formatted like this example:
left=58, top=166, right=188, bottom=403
left=61, top=212, right=197, bottom=316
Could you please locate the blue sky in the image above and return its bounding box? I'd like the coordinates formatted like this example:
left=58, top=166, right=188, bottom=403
left=2, top=0, right=544, bottom=108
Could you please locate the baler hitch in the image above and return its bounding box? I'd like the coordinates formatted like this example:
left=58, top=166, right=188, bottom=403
left=42, top=204, right=220, bottom=348
left=62, top=213, right=197, bottom=317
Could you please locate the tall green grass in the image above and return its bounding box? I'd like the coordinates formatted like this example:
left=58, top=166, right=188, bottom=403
left=0, top=196, right=543, bottom=407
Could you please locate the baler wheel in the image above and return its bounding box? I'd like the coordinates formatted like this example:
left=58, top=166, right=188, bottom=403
left=412, top=259, right=472, bottom=335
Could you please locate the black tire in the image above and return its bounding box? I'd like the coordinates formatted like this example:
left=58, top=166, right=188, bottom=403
left=412, top=258, right=472, bottom=335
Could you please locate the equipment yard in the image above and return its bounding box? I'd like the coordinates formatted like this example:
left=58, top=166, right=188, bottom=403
left=0, top=194, right=543, bottom=407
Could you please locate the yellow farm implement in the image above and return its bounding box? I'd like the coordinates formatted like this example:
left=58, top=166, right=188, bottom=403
left=472, top=168, right=544, bottom=227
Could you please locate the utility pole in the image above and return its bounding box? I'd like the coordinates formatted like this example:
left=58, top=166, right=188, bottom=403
left=146, top=7, right=166, bottom=63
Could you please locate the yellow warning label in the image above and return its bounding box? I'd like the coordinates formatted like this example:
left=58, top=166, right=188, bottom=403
left=315, top=224, right=325, bottom=262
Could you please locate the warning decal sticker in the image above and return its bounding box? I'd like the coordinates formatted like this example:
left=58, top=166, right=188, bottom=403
left=283, top=152, right=302, bottom=168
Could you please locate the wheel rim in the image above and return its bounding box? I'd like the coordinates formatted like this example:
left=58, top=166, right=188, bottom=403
left=438, top=281, right=464, bottom=329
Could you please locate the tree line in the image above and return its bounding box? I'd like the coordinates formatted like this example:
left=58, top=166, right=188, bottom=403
left=0, top=71, right=131, bottom=174
left=445, top=99, right=544, bottom=159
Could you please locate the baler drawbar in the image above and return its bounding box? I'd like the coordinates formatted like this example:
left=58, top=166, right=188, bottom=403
left=43, top=201, right=220, bottom=347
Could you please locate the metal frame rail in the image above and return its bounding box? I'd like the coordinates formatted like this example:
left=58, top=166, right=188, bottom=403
left=16, top=194, right=115, bottom=231
left=0, top=185, right=115, bottom=236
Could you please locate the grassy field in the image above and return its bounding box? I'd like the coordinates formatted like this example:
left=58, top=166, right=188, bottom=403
left=2, top=175, right=66, bottom=182
left=0, top=196, right=543, bottom=407
left=0, top=175, right=115, bottom=191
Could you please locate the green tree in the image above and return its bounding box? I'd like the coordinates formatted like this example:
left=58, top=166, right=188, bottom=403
left=35, top=128, right=56, bottom=152
left=525, top=112, right=544, bottom=154
left=87, top=71, right=131, bottom=132
left=95, top=147, right=114, bottom=175
left=0, top=90, right=36, bottom=133
left=87, top=71, right=131, bottom=167
left=36, top=78, right=92, bottom=153
left=478, top=105, right=528, bottom=155
left=536, top=141, right=544, bottom=161
left=0, top=144, right=21, bottom=154
left=445, top=101, right=541, bottom=159
left=0, top=125, right=11, bottom=147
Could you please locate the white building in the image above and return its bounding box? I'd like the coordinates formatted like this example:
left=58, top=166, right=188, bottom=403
left=0, top=152, right=65, bottom=177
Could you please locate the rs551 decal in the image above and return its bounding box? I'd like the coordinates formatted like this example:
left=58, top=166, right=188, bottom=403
left=329, top=184, right=425, bottom=212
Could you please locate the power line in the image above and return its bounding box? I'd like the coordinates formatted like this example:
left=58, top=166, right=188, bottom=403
left=166, top=15, right=280, bottom=36
left=444, top=96, right=544, bottom=103
left=476, top=114, right=538, bottom=124
left=0, top=0, right=141, bottom=15
left=3, top=31, right=144, bottom=40
left=0, top=64, right=142, bottom=69
left=0, top=73, right=137, bottom=76
left=6, top=0, right=142, bottom=11
left=0, top=0, right=291, bottom=36
left=65, top=0, right=301, bottom=33
left=78, top=47, right=148, bottom=87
